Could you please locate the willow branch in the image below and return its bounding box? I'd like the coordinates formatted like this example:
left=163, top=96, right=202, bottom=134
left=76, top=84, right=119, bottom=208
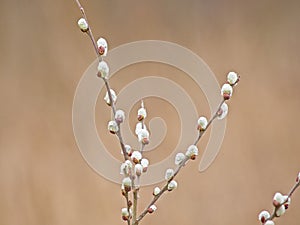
left=75, top=0, right=129, bottom=160
left=135, top=98, right=227, bottom=225
left=75, top=0, right=99, bottom=56
left=268, top=181, right=300, bottom=221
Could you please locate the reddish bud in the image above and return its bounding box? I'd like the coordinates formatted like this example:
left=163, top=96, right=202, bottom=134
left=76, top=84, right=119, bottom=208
left=190, top=154, right=196, bottom=160
left=98, top=46, right=105, bottom=55
left=122, top=215, right=129, bottom=221
left=197, top=125, right=205, bottom=131
left=223, top=93, right=231, bottom=100
left=273, top=200, right=280, bottom=207
left=142, top=138, right=149, bottom=145
left=147, top=208, right=154, bottom=214
left=124, top=186, right=131, bottom=193
left=137, top=115, right=144, bottom=121
left=121, top=189, right=126, bottom=196
left=132, top=158, right=139, bottom=164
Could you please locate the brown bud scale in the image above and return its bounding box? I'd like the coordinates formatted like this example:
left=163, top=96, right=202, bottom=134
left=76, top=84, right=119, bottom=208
left=80, top=28, right=89, bottom=32
left=284, top=204, right=289, bottom=209
left=98, top=46, right=105, bottom=55
left=124, top=186, right=131, bottom=193
left=137, top=115, right=144, bottom=121
left=223, top=93, right=231, bottom=100
left=133, top=158, right=139, bottom=164
left=142, top=138, right=149, bottom=145
left=273, top=200, right=280, bottom=207
left=147, top=208, right=154, bottom=214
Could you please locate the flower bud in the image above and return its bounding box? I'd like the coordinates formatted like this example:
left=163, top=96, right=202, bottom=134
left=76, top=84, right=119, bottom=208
left=121, top=208, right=129, bottom=216
left=138, top=129, right=150, bottom=145
left=115, top=109, right=125, bottom=124
left=120, top=160, right=132, bottom=176
left=221, top=83, right=233, bottom=100
left=135, top=122, right=147, bottom=135
left=165, top=168, right=174, bottom=181
left=137, top=107, right=147, bottom=121
left=217, top=102, right=228, bottom=120
left=185, top=145, right=198, bottom=160
left=97, top=61, right=109, bottom=79
left=227, top=71, right=239, bottom=85
left=147, top=205, right=157, bottom=214
left=122, top=177, right=132, bottom=192
left=122, top=144, right=132, bottom=156
left=141, top=158, right=149, bottom=172
left=108, top=120, right=118, bottom=134
left=77, top=18, right=89, bottom=32
left=197, top=116, right=208, bottom=131
left=265, top=221, right=275, bottom=225
left=273, top=192, right=285, bottom=206
left=258, top=210, right=270, bottom=223
left=134, top=164, right=143, bottom=176
left=97, top=37, right=108, bottom=56
left=121, top=208, right=129, bottom=221
left=153, top=187, right=161, bottom=196
left=276, top=205, right=286, bottom=217
left=104, top=89, right=117, bottom=106
left=167, top=180, right=178, bottom=191
left=175, top=152, right=186, bottom=165
left=131, top=151, right=142, bottom=164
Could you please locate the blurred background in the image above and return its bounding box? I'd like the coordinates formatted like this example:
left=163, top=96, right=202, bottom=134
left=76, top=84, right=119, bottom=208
left=1, top=0, right=300, bottom=225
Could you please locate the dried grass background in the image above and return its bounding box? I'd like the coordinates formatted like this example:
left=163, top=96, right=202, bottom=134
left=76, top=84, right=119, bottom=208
left=0, top=0, right=300, bottom=225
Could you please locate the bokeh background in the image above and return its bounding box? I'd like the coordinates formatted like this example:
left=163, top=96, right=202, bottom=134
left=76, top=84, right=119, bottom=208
left=1, top=0, right=300, bottom=225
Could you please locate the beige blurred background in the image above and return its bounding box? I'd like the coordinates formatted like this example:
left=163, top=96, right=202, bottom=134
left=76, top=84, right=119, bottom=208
left=1, top=0, right=300, bottom=225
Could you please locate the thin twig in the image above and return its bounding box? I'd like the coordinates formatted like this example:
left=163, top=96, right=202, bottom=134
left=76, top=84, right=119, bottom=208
left=288, top=181, right=300, bottom=198
left=134, top=98, right=227, bottom=225
left=103, top=79, right=116, bottom=115
left=75, top=0, right=129, bottom=160
left=132, top=188, right=139, bottom=223
left=268, top=181, right=300, bottom=221
left=75, top=0, right=99, bottom=57
left=124, top=192, right=131, bottom=225
left=193, top=99, right=225, bottom=145
left=75, top=1, right=133, bottom=223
